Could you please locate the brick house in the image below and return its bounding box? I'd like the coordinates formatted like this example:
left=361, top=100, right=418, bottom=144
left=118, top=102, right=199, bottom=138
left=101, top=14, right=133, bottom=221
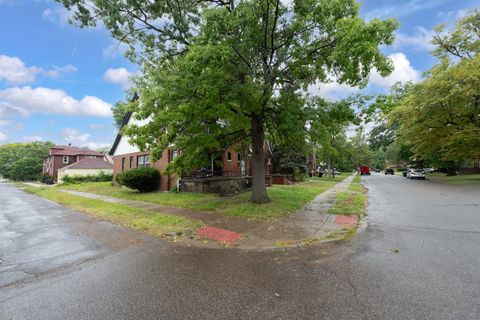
left=109, top=112, right=249, bottom=191
left=42, top=145, right=106, bottom=182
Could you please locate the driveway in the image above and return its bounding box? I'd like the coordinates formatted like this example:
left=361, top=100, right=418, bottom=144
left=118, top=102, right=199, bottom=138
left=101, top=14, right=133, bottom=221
left=1, top=176, right=480, bottom=319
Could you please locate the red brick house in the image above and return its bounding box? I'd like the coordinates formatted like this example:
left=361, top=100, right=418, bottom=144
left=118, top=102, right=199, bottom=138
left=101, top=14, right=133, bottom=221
left=42, top=145, right=105, bottom=182
left=109, top=112, right=248, bottom=191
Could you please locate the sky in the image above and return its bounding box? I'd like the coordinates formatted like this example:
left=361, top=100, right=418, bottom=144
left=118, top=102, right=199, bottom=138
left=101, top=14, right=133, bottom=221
left=0, top=0, right=478, bottom=149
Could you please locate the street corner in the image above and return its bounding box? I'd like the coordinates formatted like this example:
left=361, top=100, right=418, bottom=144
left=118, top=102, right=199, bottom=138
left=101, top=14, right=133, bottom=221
left=196, top=226, right=241, bottom=245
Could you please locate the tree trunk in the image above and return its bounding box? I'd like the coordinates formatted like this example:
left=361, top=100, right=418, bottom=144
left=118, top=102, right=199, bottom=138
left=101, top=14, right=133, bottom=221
left=331, top=159, right=335, bottom=179
left=250, top=115, right=270, bottom=203
left=328, top=157, right=333, bottom=179
left=446, top=162, right=457, bottom=176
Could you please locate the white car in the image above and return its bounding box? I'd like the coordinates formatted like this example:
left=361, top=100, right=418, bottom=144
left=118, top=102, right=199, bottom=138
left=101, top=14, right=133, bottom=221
left=407, top=169, right=426, bottom=180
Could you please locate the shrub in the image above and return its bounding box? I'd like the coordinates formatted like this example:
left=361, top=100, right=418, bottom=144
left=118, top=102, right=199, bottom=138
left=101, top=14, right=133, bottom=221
left=115, top=167, right=160, bottom=192
left=62, top=171, right=113, bottom=184
left=39, top=174, right=53, bottom=184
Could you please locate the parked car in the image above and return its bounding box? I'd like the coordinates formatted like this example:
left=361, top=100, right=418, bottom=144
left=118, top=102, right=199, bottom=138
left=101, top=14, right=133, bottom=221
left=385, top=168, right=394, bottom=175
left=407, top=169, right=426, bottom=180
left=360, top=166, right=371, bottom=175
left=375, top=168, right=381, bottom=173
left=402, top=168, right=409, bottom=177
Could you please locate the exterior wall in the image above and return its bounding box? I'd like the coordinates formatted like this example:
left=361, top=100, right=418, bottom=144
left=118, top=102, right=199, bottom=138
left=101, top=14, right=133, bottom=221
left=112, top=117, right=150, bottom=156
left=113, top=149, right=177, bottom=191
left=221, top=147, right=248, bottom=176
left=43, top=153, right=105, bottom=182
left=48, top=155, right=77, bottom=182
left=180, top=176, right=251, bottom=195
left=58, top=169, right=113, bottom=184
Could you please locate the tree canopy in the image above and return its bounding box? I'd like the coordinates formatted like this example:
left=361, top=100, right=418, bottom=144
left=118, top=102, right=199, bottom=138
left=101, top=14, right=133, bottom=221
left=0, top=142, right=53, bottom=181
left=59, top=0, right=397, bottom=202
left=364, top=9, right=480, bottom=174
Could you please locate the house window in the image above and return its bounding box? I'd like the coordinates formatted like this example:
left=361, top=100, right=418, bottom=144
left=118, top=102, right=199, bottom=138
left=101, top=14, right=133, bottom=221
left=172, top=150, right=178, bottom=159
left=237, top=154, right=241, bottom=162
left=227, top=152, right=232, bottom=161
left=122, top=158, right=126, bottom=172
left=63, top=156, right=69, bottom=163
left=138, top=155, right=150, bottom=168
left=87, top=155, right=97, bottom=159
left=130, top=156, right=134, bottom=169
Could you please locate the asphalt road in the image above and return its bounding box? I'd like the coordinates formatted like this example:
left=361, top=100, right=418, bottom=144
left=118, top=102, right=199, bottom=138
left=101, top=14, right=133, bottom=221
left=1, top=175, right=479, bottom=320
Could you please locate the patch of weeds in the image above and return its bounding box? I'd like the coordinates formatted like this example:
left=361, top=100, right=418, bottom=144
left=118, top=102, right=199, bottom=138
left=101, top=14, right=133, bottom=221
left=274, top=240, right=295, bottom=247
left=328, top=178, right=367, bottom=217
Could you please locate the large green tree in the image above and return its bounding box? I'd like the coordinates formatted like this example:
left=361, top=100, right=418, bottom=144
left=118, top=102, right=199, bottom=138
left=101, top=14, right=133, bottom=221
left=392, top=10, right=480, bottom=175
left=0, top=142, right=53, bottom=181
left=59, top=0, right=397, bottom=203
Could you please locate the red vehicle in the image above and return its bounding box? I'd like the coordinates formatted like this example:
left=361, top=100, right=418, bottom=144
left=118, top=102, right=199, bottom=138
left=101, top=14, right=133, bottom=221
left=360, top=165, right=371, bottom=175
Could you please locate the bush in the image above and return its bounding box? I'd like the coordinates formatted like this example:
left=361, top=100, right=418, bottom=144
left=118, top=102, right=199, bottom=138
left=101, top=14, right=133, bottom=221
left=62, top=171, right=113, bottom=184
left=115, top=167, right=160, bottom=192
left=39, top=174, right=53, bottom=184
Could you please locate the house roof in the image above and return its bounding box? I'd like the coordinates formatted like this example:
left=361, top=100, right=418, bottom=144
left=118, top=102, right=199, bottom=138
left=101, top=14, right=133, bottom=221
left=109, top=92, right=138, bottom=156
left=50, top=146, right=105, bottom=156
left=58, top=158, right=113, bottom=171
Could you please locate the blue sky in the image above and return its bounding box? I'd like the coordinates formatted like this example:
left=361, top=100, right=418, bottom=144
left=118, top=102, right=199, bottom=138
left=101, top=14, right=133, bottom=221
left=0, top=0, right=478, bottom=148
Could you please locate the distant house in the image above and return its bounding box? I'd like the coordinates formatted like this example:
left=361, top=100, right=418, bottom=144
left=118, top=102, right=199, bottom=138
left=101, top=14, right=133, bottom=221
left=109, top=112, right=248, bottom=191
left=42, top=145, right=106, bottom=182
left=57, top=157, right=113, bottom=183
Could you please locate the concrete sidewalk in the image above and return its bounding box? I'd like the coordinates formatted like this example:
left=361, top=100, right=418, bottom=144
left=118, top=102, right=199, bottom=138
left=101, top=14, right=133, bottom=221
left=29, top=175, right=359, bottom=249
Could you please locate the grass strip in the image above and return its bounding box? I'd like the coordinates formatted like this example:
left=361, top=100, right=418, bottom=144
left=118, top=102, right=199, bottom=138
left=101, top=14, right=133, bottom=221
left=22, top=186, right=202, bottom=236
left=58, top=180, right=338, bottom=219
left=427, top=173, right=480, bottom=185
left=328, top=176, right=367, bottom=217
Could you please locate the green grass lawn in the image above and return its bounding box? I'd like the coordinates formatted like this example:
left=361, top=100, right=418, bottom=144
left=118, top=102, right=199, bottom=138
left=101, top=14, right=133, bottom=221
left=309, top=174, right=350, bottom=182
left=427, top=173, right=480, bottom=185
left=58, top=179, right=339, bottom=219
left=328, top=175, right=367, bottom=217
left=22, top=186, right=202, bottom=236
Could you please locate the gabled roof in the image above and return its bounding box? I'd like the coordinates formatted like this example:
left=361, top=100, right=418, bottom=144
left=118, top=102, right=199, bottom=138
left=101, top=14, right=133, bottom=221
left=50, top=146, right=104, bottom=156
left=109, top=92, right=139, bottom=156
left=58, top=158, right=113, bottom=171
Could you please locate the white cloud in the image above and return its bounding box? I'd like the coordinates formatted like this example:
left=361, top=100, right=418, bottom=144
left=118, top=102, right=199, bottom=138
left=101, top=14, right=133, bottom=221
left=369, top=52, right=421, bottom=89
left=103, top=41, right=130, bottom=59
left=308, top=81, right=360, bottom=101
left=42, top=6, right=73, bottom=26
left=23, top=135, right=43, bottom=142
left=439, top=9, right=469, bottom=20
left=0, top=86, right=112, bottom=117
left=0, top=132, right=7, bottom=142
left=102, top=67, right=132, bottom=89
left=395, top=27, right=435, bottom=52
left=0, top=55, right=77, bottom=85
left=0, top=119, right=12, bottom=126
left=61, top=127, right=110, bottom=150
left=44, top=64, right=78, bottom=78
left=307, top=52, right=420, bottom=100
left=0, top=55, right=41, bottom=85
left=365, top=0, right=447, bottom=20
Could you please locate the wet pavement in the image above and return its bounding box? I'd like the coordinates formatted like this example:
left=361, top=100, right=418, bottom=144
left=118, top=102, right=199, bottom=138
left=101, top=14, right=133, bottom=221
left=1, top=174, right=480, bottom=319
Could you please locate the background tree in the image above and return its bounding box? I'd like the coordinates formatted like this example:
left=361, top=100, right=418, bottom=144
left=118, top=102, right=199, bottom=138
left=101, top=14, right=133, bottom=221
left=59, top=0, right=397, bottom=203
left=309, top=98, right=357, bottom=178
left=391, top=10, right=480, bottom=175
left=112, top=101, right=129, bottom=129
left=0, top=142, right=53, bottom=181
